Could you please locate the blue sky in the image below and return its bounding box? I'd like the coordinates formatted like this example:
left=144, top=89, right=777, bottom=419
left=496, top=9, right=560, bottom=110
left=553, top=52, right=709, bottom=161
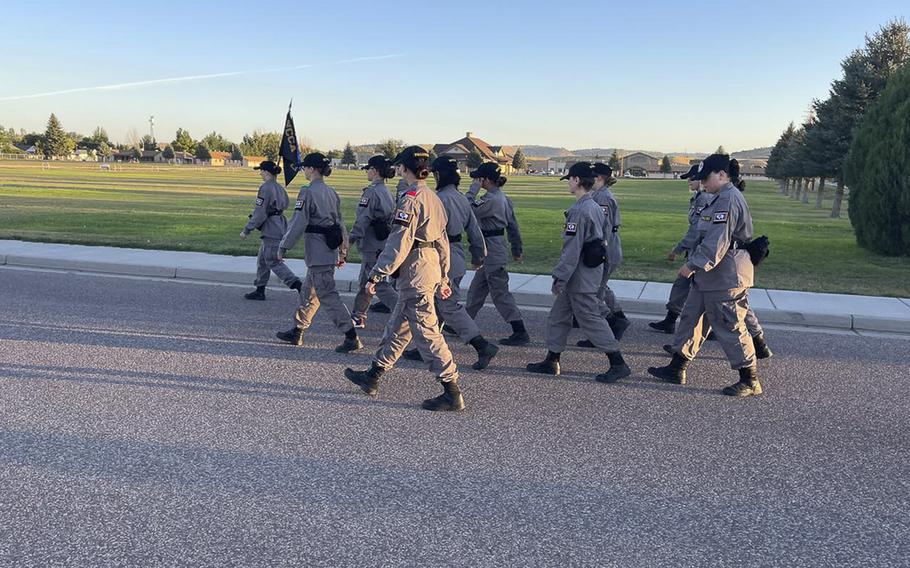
left=1, top=0, right=906, bottom=153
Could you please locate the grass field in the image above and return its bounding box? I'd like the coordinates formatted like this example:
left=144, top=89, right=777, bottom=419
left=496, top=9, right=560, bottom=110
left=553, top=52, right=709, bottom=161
left=1, top=161, right=908, bottom=297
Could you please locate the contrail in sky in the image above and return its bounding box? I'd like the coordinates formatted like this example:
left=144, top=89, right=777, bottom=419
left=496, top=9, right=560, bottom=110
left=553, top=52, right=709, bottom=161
left=0, top=54, right=403, bottom=102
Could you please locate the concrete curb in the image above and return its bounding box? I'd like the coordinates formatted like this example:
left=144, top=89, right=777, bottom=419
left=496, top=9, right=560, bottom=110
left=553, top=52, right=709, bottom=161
left=2, top=240, right=909, bottom=335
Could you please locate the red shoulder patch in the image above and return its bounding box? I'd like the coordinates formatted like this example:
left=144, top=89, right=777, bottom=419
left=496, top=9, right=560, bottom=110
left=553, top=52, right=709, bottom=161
left=405, top=190, right=418, bottom=196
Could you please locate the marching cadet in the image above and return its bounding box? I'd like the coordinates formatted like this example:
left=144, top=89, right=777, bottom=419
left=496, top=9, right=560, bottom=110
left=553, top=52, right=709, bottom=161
left=527, top=162, right=632, bottom=383
left=240, top=160, right=301, bottom=300
left=649, top=163, right=711, bottom=333
left=464, top=162, right=530, bottom=346
left=592, top=163, right=630, bottom=338
left=651, top=165, right=773, bottom=360
left=275, top=152, right=361, bottom=353
left=344, top=146, right=465, bottom=412
left=402, top=156, right=499, bottom=370
left=648, top=154, right=763, bottom=397
left=350, top=155, right=398, bottom=327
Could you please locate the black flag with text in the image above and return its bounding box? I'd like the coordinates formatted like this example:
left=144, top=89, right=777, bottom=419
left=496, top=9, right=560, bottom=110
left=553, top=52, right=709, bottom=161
left=279, top=108, right=301, bottom=186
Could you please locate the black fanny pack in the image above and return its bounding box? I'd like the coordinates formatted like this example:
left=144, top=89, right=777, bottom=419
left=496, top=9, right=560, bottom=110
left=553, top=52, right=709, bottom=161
left=371, top=218, right=391, bottom=241
left=740, top=235, right=770, bottom=266
left=581, top=240, right=607, bottom=268
left=482, top=228, right=505, bottom=238
left=306, top=224, right=344, bottom=250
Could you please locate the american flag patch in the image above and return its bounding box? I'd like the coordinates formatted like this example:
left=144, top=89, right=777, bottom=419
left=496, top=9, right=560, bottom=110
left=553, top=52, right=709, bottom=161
left=358, top=197, right=369, bottom=207
left=565, top=222, right=577, bottom=236
left=256, top=197, right=264, bottom=206
left=295, top=200, right=303, bottom=211
left=713, top=211, right=729, bottom=223
left=394, top=210, right=412, bottom=226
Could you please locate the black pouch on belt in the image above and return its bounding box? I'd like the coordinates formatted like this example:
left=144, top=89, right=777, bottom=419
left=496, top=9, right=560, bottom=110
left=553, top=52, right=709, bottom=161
left=581, top=240, right=607, bottom=268
left=743, top=235, right=770, bottom=266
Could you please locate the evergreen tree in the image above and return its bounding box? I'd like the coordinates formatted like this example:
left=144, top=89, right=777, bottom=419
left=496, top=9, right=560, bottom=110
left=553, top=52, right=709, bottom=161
left=195, top=143, right=212, bottom=161
left=230, top=144, right=243, bottom=161
left=845, top=64, right=910, bottom=256
left=341, top=142, right=356, bottom=165
left=660, top=155, right=672, bottom=173
left=466, top=147, right=484, bottom=169
left=172, top=128, right=196, bottom=153
left=43, top=113, right=69, bottom=158
left=140, top=134, right=156, bottom=151
left=512, top=147, right=527, bottom=171
left=608, top=150, right=621, bottom=172
left=202, top=131, right=232, bottom=152
left=377, top=138, right=405, bottom=159
left=765, top=122, right=797, bottom=193
left=163, top=145, right=175, bottom=161
left=715, top=145, right=726, bottom=155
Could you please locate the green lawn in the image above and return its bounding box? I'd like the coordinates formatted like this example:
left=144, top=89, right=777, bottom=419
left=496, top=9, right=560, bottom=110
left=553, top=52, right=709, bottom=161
left=1, top=161, right=908, bottom=297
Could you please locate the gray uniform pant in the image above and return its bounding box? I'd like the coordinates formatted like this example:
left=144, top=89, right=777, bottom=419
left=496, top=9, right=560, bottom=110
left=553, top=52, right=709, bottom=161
left=597, top=263, right=622, bottom=318
left=294, top=266, right=353, bottom=333
left=254, top=239, right=299, bottom=287
left=672, top=284, right=756, bottom=370
left=466, top=265, right=522, bottom=323
left=668, top=276, right=764, bottom=336
left=352, top=250, right=399, bottom=318
left=436, top=276, right=481, bottom=343
left=547, top=291, right=620, bottom=354
left=374, top=291, right=459, bottom=382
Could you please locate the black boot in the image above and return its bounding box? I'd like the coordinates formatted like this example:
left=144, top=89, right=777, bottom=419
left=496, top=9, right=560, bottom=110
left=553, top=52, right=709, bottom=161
left=607, top=314, right=631, bottom=341
left=335, top=328, right=362, bottom=353
left=402, top=348, right=423, bottom=361
left=344, top=363, right=385, bottom=396
left=752, top=334, right=773, bottom=360
left=469, top=335, right=499, bottom=370
left=648, top=311, right=678, bottom=334
left=647, top=353, right=689, bottom=385
left=276, top=327, right=304, bottom=346
left=723, top=366, right=763, bottom=397
left=500, top=320, right=530, bottom=346
left=595, top=351, right=632, bottom=383
left=244, top=286, right=266, bottom=301
left=368, top=302, right=391, bottom=314
left=289, top=279, right=302, bottom=292
left=421, top=378, right=465, bottom=411
left=527, top=351, right=560, bottom=376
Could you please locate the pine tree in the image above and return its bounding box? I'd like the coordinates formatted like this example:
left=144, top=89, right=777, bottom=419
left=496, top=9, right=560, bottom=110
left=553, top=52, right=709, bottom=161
left=43, top=113, right=69, bottom=158
left=660, top=155, right=671, bottom=173
left=163, top=145, right=175, bottom=161
left=172, top=128, right=196, bottom=153
left=715, top=145, right=726, bottom=155
left=230, top=144, right=243, bottom=161
left=195, top=143, right=212, bottom=161
left=466, top=147, right=484, bottom=169
left=342, top=142, right=356, bottom=165
left=608, top=150, right=621, bottom=172
left=512, top=147, right=527, bottom=171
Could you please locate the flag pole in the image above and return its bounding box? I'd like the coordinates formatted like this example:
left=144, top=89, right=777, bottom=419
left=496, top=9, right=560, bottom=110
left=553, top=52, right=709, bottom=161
left=276, top=98, right=293, bottom=169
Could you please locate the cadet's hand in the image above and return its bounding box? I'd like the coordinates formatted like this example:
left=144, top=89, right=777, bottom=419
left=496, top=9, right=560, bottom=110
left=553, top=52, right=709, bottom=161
left=472, top=263, right=483, bottom=270
left=336, top=258, right=346, bottom=269
left=365, top=282, right=376, bottom=295
left=513, top=253, right=523, bottom=263
left=439, top=285, right=453, bottom=300
left=239, top=231, right=247, bottom=240
left=552, top=280, right=565, bottom=296
left=277, top=249, right=286, bottom=261
left=667, top=250, right=677, bottom=262
left=678, top=265, right=695, bottom=279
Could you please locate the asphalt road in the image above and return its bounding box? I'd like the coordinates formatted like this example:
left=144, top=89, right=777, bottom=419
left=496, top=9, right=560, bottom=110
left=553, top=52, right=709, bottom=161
left=1, top=267, right=907, bottom=567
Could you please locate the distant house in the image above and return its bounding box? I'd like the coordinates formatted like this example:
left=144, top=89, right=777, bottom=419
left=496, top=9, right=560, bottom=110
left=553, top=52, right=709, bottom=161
left=620, top=152, right=661, bottom=175
left=208, top=151, right=230, bottom=166
left=241, top=156, right=268, bottom=168
left=172, top=151, right=196, bottom=164
left=112, top=149, right=139, bottom=162
left=433, top=132, right=515, bottom=173
left=139, top=150, right=164, bottom=163
left=73, top=149, right=97, bottom=162
left=13, top=143, right=38, bottom=155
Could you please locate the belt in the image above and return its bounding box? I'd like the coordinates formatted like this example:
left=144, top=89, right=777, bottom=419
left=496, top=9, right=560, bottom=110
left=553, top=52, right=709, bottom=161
left=305, top=224, right=331, bottom=234
left=482, top=228, right=505, bottom=238
left=268, top=209, right=284, bottom=216
left=447, top=234, right=462, bottom=243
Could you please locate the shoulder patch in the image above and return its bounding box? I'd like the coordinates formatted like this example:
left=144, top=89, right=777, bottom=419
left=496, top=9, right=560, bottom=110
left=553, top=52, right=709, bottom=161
left=295, top=200, right=303, bottom=211
left=256, top=197, right=264, bottom=206
left=564, top=222, right=578, bottom=236
left=358, top=197, right=369, bottom=207
left=405, top=189, right=418, bottom=197
left=393, top=209, right=412, bottom=226
left=601, top=206, right=610, bottom=215
left=713, top=211, right=729, bottom=224
left=472, top=198, right=485, bottom=207
left=701, top=214, right=712, bottom=222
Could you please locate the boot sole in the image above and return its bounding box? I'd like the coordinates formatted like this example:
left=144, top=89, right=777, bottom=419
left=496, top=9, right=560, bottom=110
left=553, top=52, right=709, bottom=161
left=343, top=369, right=378, bottom=397
left=335, top=341, right=363, bottom=353
left=526, top=365, right=559, bottom=376
left=648, top=324, right=675, bottom=334
left=595, top=365, right=632, bottom=384
left=646, top=367, right=686, bottom=385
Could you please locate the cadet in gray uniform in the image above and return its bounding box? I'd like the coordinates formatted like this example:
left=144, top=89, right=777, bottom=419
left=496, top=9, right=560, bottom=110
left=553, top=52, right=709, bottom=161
left=527, top=162, right=632, bottom=383
left=648, top=155, right=763, bottom=397
left=350, top=155, right=399, bottom=327
left=649, top=164, right=711, bottom=332
left=240, top=160, right=301, bottom=300
left=464, top=162, right=530, bottom=346
left=402, top=156, right=499, bottom=370
left=344, top=146, right=465, bottom=412
left=275, top=153, right=361, bottom=353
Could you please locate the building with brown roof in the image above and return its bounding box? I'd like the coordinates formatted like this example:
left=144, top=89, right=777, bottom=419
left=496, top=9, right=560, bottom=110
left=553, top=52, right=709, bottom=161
left=434, top=132, right=515, bottom=173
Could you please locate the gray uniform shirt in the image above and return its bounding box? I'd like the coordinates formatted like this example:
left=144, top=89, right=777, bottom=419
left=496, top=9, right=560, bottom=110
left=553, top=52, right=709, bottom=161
left=243, top=179, right=289, bottom=240
left=674, top=190, right=712, bottom=255
left=686, top=183, right=754, bottom=291
left=437, top=184, right=486, bottom=281
left=591, top=186, right=622, bottom=267
left=369, top=181, right=450, bottom=298
left=553, top=193, right=606, bottom=293
left=350, top=179, right=395, bottom=254
left=280, top=178, right=348, bottom=268
left=466, top=181, right=522, bottom=267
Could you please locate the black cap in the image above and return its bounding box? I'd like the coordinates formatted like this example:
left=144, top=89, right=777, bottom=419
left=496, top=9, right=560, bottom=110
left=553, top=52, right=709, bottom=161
left=431, top=155, right=459, bottom=173
left=592, top=162, right=612, bottom=177
left=300, top=152, right=330, bottom=168
left=391, top=145, right=430, bottom=171
left=253, top=160, right=281, bottom=176
left=469, top=162, right=501, bottom=179
left=690, top=154, right=730, bottom=181
left=680, top=164, right=700, bottom=179
left=361, top=155, right=391, bottom=171
left=560, top=161, right=595, bottom=180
